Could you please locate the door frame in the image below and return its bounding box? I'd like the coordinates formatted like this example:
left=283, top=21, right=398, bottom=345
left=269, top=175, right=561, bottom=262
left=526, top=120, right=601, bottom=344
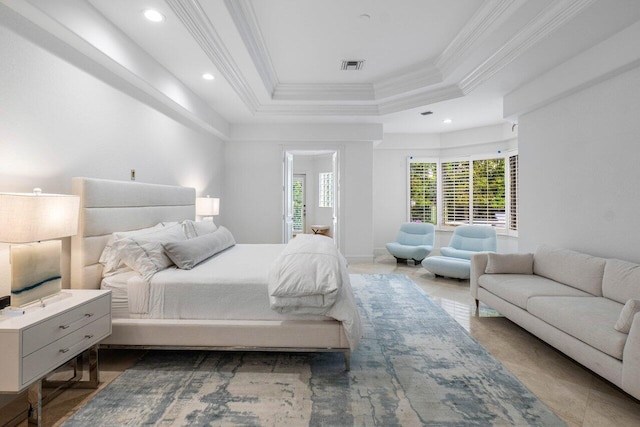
left=282, top=146, right=342, bottom=250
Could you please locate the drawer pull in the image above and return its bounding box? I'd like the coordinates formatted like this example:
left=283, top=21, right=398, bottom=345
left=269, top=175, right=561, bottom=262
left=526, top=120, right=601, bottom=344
left=59, top=313, right=94, bottom=330
left=59, top=334, right=95, bottom=354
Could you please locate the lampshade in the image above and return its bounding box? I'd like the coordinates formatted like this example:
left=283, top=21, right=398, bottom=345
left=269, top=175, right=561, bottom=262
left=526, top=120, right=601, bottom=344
left=0, top=191, right=80, bottom=243
left=196, top=196, right=220, bottom=216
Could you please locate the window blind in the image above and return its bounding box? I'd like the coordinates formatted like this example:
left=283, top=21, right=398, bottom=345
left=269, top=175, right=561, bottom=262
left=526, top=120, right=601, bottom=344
left=472, top=158, right=505, bottom=227
left=442, top=161, right=469, bottom=225
left=509, top=154, right=519, bottom=231
left=409, top=162, right=437, bottom=224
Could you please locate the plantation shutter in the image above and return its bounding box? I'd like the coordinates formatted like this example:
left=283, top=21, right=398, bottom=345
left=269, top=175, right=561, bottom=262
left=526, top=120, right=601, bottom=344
left=472, top=158, right=505, bottom=227
left=409, top=162, right=437, bottom=224
left=442, top=161, right=469, bottom=225
left=509, top=154, right=519, bottom=231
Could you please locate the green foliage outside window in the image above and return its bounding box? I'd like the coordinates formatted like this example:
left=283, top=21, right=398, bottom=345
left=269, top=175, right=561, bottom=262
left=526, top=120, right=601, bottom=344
left=409, top=162, right=437, bottom=224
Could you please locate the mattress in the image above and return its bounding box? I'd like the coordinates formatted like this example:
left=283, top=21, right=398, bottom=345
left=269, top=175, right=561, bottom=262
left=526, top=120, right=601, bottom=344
left=102, top=244, right=331, bottom=322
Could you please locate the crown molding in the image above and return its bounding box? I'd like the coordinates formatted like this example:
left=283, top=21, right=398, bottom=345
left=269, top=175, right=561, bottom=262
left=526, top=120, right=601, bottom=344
left=167, top=0, right=260, bottom=112
left=224, top=0, right=278, bottom=96
left=254, top=84, right=463, bottom=117
left=273, top=83, right=375, bottom=101
left=459, top=0, right=598, bottom=94
left=255, top=104, right=379, bottom=116
left=373, top=60, right=442, bottom=99
left=1, top=0, right=230, bottom=139
left=378, top=85, right=464, bottom=115
left=436, top=0, right=525, bottom=77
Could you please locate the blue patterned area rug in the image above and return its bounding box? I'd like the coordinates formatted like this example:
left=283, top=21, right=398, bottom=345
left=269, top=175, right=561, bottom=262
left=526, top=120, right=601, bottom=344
left=63, top=274, right=564, bottom=426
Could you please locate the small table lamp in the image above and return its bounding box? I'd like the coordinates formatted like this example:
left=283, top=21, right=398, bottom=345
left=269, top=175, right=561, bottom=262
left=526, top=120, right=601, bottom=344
left=196, top=195, right=220, bottom=221
left=0, top=188, right=79, bottom=308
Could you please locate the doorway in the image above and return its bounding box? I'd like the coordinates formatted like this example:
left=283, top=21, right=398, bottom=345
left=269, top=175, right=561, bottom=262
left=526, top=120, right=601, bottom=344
left=283, top=149, right=340, bottom=249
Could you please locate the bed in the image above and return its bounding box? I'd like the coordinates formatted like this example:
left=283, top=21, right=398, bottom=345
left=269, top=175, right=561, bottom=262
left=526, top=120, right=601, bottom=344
left=70, top=177, right=359, bottom=368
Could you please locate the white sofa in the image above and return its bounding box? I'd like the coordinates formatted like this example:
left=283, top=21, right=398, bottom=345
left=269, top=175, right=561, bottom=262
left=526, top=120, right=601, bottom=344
left=471, top=245, right=640, bottom=400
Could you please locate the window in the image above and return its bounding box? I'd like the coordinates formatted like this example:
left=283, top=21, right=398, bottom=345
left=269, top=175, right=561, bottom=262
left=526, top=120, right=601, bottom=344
left=509, top=154, right=518, bottom=231
left=409, top=162, right=437, bottom=224
left=472, top=158, right=505, bottom=227
left=292, top=175, right=304, bottom=232
left=318, top=172, right=333, bottom=208
left=408, top=152, right=518, bottom=231
left=442, top=160, right=470, bottom=225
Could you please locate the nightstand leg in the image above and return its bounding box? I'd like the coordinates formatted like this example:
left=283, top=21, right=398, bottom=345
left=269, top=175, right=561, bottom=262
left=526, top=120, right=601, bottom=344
left=87, top=345, right=100, bottom=387
left=27, top=380, right=42, bottom=427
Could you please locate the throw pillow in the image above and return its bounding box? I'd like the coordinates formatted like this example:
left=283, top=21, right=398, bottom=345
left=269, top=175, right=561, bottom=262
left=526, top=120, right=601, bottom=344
left=615, top=299, right=640, bottom=334
left=164, top=226, right=235, bottom=270
left=485, top=253, right=534, bottom=274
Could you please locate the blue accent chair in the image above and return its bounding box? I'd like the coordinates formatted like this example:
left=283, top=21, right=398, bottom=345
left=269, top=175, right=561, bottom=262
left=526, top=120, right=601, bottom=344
left=422, top=225, right=497, bottom=279
left=386, top=222, right=435, bottom=264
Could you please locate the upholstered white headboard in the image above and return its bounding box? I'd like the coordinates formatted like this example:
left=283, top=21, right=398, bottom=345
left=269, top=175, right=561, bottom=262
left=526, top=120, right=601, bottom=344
left=70, top=177, right=195, bottom=289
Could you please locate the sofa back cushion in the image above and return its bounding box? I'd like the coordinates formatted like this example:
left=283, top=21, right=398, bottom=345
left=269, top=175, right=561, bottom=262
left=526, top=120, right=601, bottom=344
left=533, top=245, right=605, bottom=296
left=602, top=259, right=640, bottom=304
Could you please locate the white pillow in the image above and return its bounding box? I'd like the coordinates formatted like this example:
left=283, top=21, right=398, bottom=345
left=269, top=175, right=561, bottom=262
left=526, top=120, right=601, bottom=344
left=181, top=220, right=218, bottom=239
left=99, top=223, right=165, bottom=276
left=115, top=223, right=186, bottom=281
left=615, top=299, right=640, bottom=334
left=164, top=226, right=235, bottom=270
left=485, top=253, right=534, bottom=275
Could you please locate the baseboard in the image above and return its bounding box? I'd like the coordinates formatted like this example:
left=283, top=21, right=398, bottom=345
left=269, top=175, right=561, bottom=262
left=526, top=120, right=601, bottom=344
left=346, top=255, right=374, bottom=264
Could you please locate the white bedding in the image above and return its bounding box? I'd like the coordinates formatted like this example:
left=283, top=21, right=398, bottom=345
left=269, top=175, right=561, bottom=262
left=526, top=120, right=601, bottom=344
left=268, top=234, right=362, bottom=349
left=104, top=244, right=331, bottom=321
left=101, top=269, right=139, bottom=318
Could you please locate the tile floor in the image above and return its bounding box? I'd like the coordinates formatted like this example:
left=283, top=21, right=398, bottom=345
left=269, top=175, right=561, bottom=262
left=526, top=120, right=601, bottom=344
left=4, top=256, right=640, bottom=426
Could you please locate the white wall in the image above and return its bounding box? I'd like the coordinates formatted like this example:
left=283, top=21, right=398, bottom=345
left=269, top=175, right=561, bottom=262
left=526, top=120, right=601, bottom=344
left=0, top=23, right=225, bottom=294
left=373, top=125, right=519, bottom=256
left=518, top=64, right=640, bottom=262
left=225, top=139, right=374, bottom=262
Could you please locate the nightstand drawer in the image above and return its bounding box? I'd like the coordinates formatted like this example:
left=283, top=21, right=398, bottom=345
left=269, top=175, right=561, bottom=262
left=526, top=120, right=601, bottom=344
left=22, top=294, right=110, bottom=357
left=22, top=313, right=111, bottom=387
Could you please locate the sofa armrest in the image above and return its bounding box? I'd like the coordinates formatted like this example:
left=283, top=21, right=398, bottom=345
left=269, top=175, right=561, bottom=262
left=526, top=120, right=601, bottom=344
left=622, top=311, right=640, bottom=399
left=470, top=253, right=489, bottom=300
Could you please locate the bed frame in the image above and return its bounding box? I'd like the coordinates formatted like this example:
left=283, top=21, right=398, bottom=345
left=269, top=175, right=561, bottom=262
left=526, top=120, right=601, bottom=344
left=70, top=177, right=350, bottom=368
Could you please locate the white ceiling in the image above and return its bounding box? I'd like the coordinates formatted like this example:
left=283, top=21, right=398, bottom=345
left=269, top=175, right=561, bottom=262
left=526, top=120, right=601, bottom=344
left=6, top=0, right=640, bottom=136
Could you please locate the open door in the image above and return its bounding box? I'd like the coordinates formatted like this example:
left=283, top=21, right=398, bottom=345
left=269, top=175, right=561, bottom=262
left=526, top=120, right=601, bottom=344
left=283, top=151, right=294, bottom=243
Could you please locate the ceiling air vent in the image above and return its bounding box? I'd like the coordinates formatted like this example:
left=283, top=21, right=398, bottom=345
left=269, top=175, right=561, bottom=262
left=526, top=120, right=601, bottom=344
left=341, top=60, right=365, bottom=71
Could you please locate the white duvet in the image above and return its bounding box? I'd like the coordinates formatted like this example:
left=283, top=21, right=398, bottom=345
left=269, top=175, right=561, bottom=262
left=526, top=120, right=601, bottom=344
left=268, top=234, right=362, bottom=350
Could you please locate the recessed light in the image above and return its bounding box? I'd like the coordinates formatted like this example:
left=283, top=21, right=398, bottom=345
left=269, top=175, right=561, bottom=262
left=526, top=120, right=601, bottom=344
left=143, top=9, right=165, bottom=22
left=443, top=118, right=453, bottom=124
left=202, top=73, right=215, bottom=81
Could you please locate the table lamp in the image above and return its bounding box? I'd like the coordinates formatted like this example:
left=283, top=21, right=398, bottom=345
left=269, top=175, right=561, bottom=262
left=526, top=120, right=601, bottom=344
left=0, top=188, right=80, bottom=308
left=196, top=195, right=220, bottom=221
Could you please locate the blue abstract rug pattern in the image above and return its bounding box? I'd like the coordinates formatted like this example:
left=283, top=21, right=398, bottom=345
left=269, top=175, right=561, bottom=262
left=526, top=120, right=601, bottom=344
left=63, top=274, right=564, bottom=426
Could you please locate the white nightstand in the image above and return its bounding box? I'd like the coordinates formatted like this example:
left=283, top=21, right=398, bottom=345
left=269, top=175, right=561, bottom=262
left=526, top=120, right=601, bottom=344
left=0, top=289, right=111, bottom=426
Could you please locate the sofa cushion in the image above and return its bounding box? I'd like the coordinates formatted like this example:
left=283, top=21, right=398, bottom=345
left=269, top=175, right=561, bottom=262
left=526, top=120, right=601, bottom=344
left=602, top=259, right=640, bottom=304
left=533, top=245, right=605, bottom=296
left=485, top=253, right=534, bottom=275
left=440, top=247, right=478, bottom=260
left=527, top=296, right=627, bottom=360
left=478, top=274, right=592, bottom=310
